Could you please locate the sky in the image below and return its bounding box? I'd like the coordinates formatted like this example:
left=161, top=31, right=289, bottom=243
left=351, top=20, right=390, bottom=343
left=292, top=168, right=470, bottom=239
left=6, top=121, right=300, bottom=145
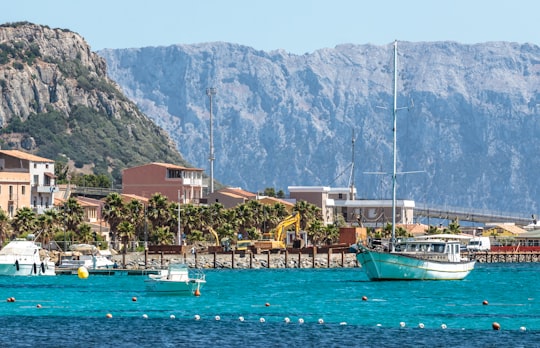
left=1, top=0, right=539, bottom=53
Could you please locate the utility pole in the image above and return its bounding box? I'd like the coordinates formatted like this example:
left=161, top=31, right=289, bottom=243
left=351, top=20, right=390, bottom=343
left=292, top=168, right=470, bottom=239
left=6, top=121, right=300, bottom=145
left=206, top=87, right=216, bottom=193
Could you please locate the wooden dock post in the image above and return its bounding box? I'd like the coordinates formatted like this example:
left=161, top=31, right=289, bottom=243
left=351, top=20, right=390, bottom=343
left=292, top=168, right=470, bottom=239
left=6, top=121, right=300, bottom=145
left=267, top=252, right=271, bottom=268
left=327, top=248, right=332, bottom=268
left=285, top=250, right=288, bottom=268
left=231, top=250, right=235, bottom=269
left=249, top=252, right=253, bottom=269
left=312, top=247, right=317, bottom=268
left=213, top=252, right=217, bottom=268
left=298, top=251, right=302, bottom=268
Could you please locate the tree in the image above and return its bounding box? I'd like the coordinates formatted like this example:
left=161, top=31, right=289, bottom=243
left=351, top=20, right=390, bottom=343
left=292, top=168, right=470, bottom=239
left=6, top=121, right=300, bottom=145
left=61, top=197, right=84, bottom=241
left=11, top=207, right=37, bottom=237
left=0, top=208, right=11, bottom=247
left=37, top=209, right=60, bottom=245
left=102, top=192, right=125, bottom=246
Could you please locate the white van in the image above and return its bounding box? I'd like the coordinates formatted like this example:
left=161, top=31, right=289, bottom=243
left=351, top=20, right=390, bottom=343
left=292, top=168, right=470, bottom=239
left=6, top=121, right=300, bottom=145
left=466, top=237, right=491, bottom=251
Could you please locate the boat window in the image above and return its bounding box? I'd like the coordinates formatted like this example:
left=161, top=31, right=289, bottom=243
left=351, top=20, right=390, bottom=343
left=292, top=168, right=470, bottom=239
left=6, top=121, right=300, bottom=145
left=433, top=244, right=445, bottom=253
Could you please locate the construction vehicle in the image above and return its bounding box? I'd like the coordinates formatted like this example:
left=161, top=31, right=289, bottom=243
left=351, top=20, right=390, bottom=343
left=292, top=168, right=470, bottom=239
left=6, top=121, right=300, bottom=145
left=253, top=213, right=302, bottom=251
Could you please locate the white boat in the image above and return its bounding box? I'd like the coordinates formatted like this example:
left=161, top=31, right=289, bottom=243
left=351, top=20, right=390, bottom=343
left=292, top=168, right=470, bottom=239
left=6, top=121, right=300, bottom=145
left=0, top=235, right=55, bottom=276
left=58, top=244, right=115, bottom=270
left=354, top=41, right=475, bottom=280
left=145, top=263, right=206, bottom=295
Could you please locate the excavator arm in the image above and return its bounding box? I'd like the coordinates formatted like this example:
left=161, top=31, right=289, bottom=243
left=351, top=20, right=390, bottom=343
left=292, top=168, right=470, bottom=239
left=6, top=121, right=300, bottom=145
left=274, top=213, right=301, bottom=246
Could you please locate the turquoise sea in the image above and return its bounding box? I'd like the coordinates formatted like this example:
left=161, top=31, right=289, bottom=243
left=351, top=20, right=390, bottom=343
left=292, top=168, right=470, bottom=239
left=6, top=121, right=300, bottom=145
left=1, top=263, right=539, bottom=347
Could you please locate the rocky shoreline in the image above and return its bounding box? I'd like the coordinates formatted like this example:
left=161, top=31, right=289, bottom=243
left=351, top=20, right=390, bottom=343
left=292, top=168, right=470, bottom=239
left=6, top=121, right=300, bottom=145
left=112, top=251, right=359, bottom=269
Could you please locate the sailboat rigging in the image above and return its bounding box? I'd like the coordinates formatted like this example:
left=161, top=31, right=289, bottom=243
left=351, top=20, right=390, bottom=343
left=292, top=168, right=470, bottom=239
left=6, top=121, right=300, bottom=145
left=353, top=41, right=475, bottom=281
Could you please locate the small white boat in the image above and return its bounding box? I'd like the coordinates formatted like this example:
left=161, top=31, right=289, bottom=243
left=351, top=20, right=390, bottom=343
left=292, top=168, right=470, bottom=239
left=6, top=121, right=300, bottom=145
left=0, top=235, right=55, bottom=276
left=58, top=244, right=115, bottom=270
left=145, top=263, right=206, bottom=295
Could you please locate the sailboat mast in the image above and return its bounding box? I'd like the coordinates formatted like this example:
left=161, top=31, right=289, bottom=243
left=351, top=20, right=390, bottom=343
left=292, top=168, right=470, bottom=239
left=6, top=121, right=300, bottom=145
left=349, top=129, right=355, bottom=200
left=391, top=40, right=398, bottom=252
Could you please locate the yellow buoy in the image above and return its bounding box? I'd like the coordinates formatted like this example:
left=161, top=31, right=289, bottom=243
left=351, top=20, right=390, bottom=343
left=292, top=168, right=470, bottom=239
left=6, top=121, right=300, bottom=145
left=78, top=266, right=89, bottom=279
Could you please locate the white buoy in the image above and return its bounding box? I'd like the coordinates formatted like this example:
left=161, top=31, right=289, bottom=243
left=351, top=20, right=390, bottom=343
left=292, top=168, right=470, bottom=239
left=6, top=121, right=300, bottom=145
left=170, top=315, right=175, bottom=319
left=142, top=314, right=148, bottom=319
left=259, top=317, right=265, bottom=323
left=339, top=322, right=347, bottom=326
left=298, top=318, right=304, bottom=324
left=215, top=315, right=221, bottom=321
left=238, top=316, right=245, bottom=322
left=194, top=314, right=200, bottom=321
left=376, top=323, right=382, bottom=327
left=418, top=323, right=425, bottom=329
left=400, top=322, right=406, bottom=328
left=441, top=324, right=447, bottom=329
left=318, top=318, right=324, bottom=324
left=284, top=317, right=290, bottom=323
left=520, top=326, right=527, bottom=332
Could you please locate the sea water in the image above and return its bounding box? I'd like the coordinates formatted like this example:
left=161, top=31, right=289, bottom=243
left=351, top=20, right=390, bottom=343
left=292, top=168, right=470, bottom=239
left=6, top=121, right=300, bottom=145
left=0, top=263, right=538, bottom=347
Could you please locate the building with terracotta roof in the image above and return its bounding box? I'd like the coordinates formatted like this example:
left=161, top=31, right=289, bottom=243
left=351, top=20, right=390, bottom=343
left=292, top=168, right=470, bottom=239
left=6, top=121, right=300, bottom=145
left=122, top=162, right=204, bottom=204
left=0, top=150, right=57, bottom=216
left=205, top=187, right=258, bottom=208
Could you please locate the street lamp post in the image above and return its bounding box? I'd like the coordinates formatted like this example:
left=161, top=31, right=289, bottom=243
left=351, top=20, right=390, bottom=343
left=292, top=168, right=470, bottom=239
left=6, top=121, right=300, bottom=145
left=206, top=87, right=216, bottom=194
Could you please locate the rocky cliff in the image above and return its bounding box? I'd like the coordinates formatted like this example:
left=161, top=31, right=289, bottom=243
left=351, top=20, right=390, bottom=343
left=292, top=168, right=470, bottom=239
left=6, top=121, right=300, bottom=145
left=0, top=22, right=186, bottom=181
left=100, top=41, right=540, bottom=216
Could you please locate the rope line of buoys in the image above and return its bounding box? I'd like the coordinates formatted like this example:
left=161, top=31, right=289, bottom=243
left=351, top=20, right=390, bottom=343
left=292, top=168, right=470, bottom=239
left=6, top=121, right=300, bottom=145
left=95, top=311, right=530, bottom=330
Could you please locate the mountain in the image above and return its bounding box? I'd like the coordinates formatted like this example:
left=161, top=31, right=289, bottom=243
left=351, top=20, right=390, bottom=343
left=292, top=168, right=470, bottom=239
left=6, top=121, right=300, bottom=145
left=0, top=22, right=188, bottom=185
left=99, top=41, right=540, bottom=216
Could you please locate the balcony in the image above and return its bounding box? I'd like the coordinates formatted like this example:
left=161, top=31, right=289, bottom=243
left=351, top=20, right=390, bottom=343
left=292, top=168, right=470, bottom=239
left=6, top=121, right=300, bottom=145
left=36, top=185, right=59, bottom=193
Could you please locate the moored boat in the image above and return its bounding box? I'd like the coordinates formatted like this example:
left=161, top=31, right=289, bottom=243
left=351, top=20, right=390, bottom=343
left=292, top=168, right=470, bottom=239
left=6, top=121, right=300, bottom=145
left=58, top=244, right=115, bottom=270
left=355, top=236, right=475, bottom=280
left=0, top=235, right=55, bottom=276
left=354, top=41, right=475, bottom=280
left=145, top=263, right=205, bottom=295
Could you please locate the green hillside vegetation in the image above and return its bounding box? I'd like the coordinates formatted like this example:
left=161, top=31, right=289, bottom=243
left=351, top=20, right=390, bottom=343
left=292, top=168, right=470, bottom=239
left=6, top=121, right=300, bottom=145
left=0, top=22, right=194, bottom=186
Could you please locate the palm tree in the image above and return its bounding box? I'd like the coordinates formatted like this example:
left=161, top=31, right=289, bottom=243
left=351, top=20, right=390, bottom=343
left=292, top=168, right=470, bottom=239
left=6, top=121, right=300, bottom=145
left=11, top=207, right=37, bottom=237
left=78, top=223, right=94, bottom=244
left=0, top=208, right=11, bottom=247
left=37, top=209, right=59, bottom=245
left=61, top=197, right=84, bottom=242
left=152, top=226, right=175, bottom=245
left=425, top=225, right=440, bottom=235
left=147, top=193, right=171, bottom=230
left=117, top=221, right=136, bottom=267
left=125, top=199, right=145, bottom=242
left=445, top=219, right=461, bottom=234
left=293, top=200, right=321, bottom=231
left=102, top=192, right=126, bottom=247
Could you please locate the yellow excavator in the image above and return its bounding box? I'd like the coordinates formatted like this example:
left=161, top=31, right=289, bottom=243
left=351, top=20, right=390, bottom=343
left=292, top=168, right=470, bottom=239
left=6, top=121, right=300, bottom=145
left=253, top=213, right=301, bottom=251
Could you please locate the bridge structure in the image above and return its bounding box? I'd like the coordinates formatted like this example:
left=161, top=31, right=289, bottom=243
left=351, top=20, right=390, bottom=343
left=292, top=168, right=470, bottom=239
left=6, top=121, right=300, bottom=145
left=414, top=203, right=534, bottom=226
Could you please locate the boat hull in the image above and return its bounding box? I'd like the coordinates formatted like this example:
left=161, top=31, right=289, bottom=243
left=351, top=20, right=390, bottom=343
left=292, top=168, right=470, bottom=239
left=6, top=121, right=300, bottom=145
left=0, top=261, right=55, bottom=276
left=356, top=250, right=475, bottom=280
left=145, top=279, right=204, bottom=295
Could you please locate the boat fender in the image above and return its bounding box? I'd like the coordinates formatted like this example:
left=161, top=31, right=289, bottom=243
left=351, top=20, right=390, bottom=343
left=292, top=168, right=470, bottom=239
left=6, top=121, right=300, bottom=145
left=41, top=262, right=45, bottom=274
left=15, top=260, right=19, bottom=271
left=33, top=263, right=37, bottom=274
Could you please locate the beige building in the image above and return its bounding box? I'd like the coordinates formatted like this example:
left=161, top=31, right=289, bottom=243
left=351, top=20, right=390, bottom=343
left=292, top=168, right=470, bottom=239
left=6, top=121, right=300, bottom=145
left=0, top=150, right=57, bottom=216
left=288, top=186, right=415, bottom=227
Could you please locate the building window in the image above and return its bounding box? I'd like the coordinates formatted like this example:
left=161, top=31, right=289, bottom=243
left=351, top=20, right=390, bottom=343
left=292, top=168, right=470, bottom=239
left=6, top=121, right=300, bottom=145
left=9, top=186, right=13, bottom=201
left=21, top=186, right=25, bottom=195
left=33, top=175, right=39, bottom=185
left=34, top=163, right=37, bottom=169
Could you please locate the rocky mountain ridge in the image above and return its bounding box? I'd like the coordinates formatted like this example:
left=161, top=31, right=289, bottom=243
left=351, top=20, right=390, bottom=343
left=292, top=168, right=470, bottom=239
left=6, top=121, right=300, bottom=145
left=100, top=41, right=540, bottom=217
left=0, top=22, right=187, bottom=181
